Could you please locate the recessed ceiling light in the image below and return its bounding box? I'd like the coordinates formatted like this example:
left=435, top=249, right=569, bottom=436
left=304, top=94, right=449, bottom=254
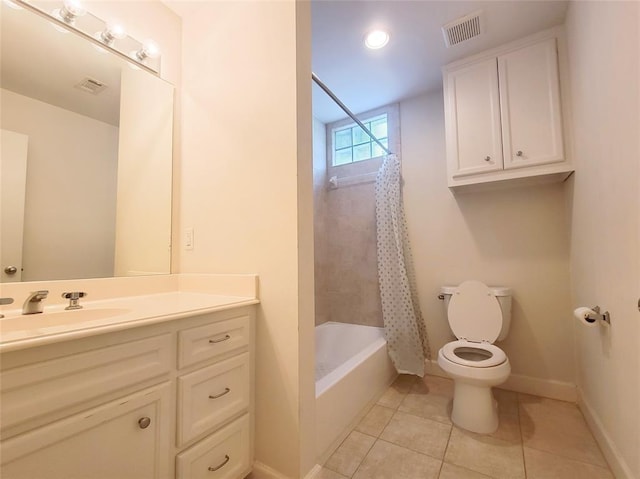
left=365, top=30, right=389, bottom=50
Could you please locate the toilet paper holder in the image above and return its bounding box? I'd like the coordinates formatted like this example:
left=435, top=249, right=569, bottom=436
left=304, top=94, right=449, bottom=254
left=586, top=306, right=611, bottom=325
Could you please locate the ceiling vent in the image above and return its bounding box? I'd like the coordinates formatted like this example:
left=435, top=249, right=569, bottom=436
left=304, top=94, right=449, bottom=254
left=74, top=77, right=108, bottom=95
left=442, top=11, right=483, bottom=48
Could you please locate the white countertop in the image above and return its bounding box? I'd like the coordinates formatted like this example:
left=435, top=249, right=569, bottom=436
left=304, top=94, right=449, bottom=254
left=0, top=291, right=258, bottom=353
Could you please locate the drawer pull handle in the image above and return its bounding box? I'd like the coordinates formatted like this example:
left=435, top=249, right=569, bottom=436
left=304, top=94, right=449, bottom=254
left=209, top=387, right=230, bottom=399
left=209, top=334, right=231, bottom=344
left=138, top=417, right=151, bottom=429
left=208, top=455, right=230, bottom=472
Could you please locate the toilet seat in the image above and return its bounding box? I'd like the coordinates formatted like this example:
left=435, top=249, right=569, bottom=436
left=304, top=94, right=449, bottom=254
left=441, top=339, right=507, bottom=368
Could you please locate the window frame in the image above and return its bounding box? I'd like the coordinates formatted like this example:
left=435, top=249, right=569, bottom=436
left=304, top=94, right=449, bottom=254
left=326, top=103, right=400, bottom=184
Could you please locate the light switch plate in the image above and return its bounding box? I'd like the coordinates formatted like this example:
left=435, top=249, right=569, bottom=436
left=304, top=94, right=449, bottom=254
left=184, top=227, right=194, bottom=250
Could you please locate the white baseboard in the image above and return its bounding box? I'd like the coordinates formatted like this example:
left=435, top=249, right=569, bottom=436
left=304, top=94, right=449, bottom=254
left=578, top=389, right=634, bottom=479
left=249, top=461, right=291, bottom=479
left=250, top=462, right=325, bottom=479
left=303, top=464, right=323, bottom=479
left=425, top=360, right=577, bottom=402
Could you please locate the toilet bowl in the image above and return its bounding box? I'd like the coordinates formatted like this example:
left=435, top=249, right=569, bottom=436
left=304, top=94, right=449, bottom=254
left=437, top=280, right=512, bottom=434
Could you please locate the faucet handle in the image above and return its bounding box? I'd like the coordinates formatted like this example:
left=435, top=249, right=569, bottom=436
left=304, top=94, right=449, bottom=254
left=0, top=297, right=14, bottom=319
left=62, top=292, right=87, bottom=310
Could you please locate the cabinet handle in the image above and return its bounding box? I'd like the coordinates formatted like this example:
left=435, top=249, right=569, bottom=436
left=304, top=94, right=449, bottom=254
left=209, top=334, right=231, bottom=344
left=208, top=455, right=230, bottom=472
left=209, top=387, right=231, bottom=399
left=516, top=150, right=523, bottom=157
left=138, top=417, right=151, bottom=429
left=484, top=156, right=491, bottom=162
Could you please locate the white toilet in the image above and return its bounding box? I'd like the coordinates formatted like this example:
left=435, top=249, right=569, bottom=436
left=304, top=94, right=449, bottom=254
left=437, top=280, right=512, bottom=434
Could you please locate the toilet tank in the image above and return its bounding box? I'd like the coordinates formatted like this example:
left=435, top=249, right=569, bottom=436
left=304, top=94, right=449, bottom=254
left=440, top=285, right=512, bottom=341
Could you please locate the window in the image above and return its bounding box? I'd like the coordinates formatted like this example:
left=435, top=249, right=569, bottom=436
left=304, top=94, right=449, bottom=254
left=332, top=114, right=389, bottom=166
left=326, top=104, right=400, bottom=186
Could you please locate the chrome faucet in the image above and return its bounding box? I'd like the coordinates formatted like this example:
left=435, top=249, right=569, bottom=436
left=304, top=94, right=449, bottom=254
left=0, top=297, right=14, bottom=318
left=22, top=290, right=49, bottom=315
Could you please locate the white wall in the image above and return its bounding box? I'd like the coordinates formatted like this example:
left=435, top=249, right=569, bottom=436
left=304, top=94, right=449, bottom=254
left=401, top=91, right=575, bottom=397
left=172, top=1, right=314, bottom=477
left=1, top=89, right=118, bottom=281
left=565, top=2, right=640, bottom=477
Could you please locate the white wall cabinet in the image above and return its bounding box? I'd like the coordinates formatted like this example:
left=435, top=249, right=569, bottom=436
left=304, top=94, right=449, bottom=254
left=0, top=306, right=255, bottom=479
left=444, top=28, right=572, bottom=189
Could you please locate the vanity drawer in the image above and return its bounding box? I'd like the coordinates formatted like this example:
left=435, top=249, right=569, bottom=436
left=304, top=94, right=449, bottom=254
left=0, top=334, right=172, bottom=431
left=177, top=353, right=250, bottom=445
left=178, top=314, right=249, bottom=369
left=176, top=414, right=250, bottom=479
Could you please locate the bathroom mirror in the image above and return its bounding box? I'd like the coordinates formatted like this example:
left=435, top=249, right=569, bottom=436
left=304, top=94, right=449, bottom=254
left=0, top=2, right=174, bottom=283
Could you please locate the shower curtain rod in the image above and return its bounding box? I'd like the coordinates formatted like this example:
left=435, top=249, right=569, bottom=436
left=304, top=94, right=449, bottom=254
left=312, top=72, right=393, bottom=156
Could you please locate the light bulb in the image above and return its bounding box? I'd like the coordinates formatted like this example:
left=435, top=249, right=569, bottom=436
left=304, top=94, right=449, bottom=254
left=52, top=0, right=85, bottom=26
left=96, top=23, right=126, bottom=46
left=132, top=39, right=160, bottom=62
left=3, top=0, right=24, bottom=10
left=364, top=30, right=390, bottom=50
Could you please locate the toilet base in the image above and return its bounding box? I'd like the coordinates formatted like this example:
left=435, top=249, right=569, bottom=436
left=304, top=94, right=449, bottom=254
left=451, top=381, right=498, bottom=434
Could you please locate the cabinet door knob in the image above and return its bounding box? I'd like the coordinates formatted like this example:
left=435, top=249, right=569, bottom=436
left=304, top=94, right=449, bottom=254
left=138, top=417, right=151, bottom=429
left=516, top=150, right=523, bottom=157
left=484, top=156, right=491, bottom=162
left=208, top=455, right=230, bottom=472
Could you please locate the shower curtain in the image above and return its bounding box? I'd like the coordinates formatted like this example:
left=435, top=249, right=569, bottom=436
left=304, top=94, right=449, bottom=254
left=375, top=154, right=431, bottom=377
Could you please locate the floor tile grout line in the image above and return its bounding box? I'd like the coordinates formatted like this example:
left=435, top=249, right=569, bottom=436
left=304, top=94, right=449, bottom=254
left=348, top=435, right=378, bottom=479
left=516, top=392, right=528, bottom=479
left=440, top=461, right=496, bottom=479
left=436, top=423, right=455, bottom=478
left=515, top=390, right=614, bottom=476
left=522, top=444, right=614, bottom=472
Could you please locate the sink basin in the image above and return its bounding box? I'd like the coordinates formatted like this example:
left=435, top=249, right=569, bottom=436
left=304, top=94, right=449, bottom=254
left=0, top=308, right=131, bottom=334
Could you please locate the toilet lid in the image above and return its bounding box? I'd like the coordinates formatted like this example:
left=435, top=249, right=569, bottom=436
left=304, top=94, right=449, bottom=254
left=442, top=340, right=507, bottom=368
left=448, top=280, right=502, bottom=343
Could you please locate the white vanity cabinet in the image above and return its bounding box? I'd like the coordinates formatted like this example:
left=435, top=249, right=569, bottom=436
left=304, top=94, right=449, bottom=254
left=0, top=305, right=255, bottom=479
left=444, top=28, right=572, bottom=189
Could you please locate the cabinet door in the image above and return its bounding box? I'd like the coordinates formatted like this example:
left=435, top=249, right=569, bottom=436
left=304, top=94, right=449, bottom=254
left=1, top=383, right=172, bottom=479
left=499, top=38, right=564, bottom=169
left=445, top=58, right=504, bottom=178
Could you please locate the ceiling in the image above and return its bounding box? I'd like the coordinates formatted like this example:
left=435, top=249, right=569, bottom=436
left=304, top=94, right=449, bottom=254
left=311, top=0, right=569, bottom=123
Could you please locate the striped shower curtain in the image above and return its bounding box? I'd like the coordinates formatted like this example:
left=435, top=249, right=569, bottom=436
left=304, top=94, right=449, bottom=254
left=375, top=154, right=431, bottom=377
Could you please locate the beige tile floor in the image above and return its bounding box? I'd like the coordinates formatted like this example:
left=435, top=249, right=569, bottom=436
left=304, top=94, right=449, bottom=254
left=318, top=375, right=614, bottom=479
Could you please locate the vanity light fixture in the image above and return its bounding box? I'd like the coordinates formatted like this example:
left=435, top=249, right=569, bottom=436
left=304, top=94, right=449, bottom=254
left=9, top=0, right=161, bottom=73
left=3, top=0, right=23, bottom=10
left=97, top=23, right=126, bottom=47
left=364, top=29, right=390, bottom=50
left=52, top=0, right=86, bottom=26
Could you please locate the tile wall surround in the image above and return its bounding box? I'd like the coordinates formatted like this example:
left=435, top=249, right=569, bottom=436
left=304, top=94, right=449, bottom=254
left=318, top=374, right=614, bottom=479
left=313, top=174, right=383, bottom=328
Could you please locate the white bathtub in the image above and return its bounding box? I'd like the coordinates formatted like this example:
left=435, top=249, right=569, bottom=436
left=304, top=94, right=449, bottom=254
left=315, top=322, right=397, bottom=460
